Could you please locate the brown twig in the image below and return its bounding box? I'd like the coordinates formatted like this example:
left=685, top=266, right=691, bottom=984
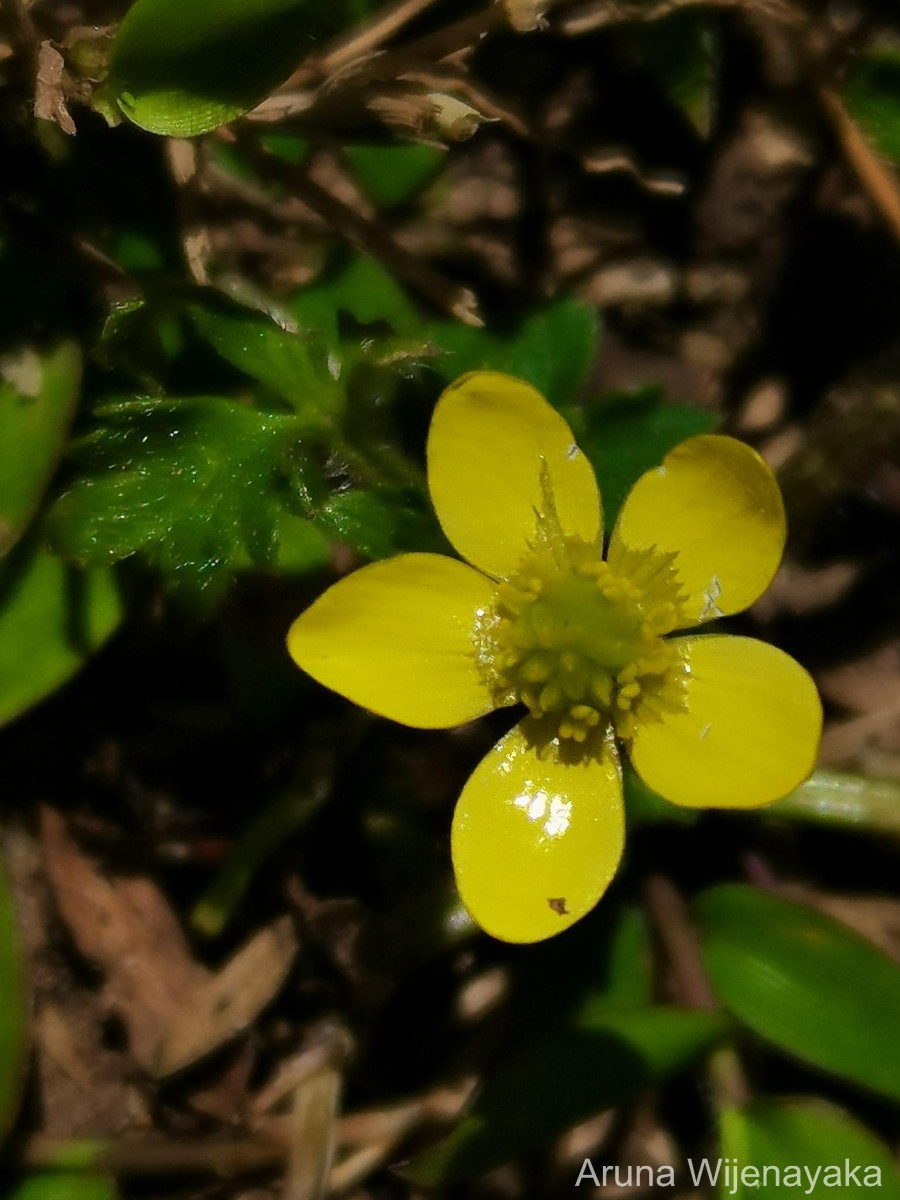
left=318, top=0, right=447, bottom=75
left=817, top=83, right=900, bottom=245
left=557, top=0, right=801, bottom=36
left=643, top=875, right=718, bottom=1012
left=235, top=135, right=483, bottom=326
left=21, top=1135, right=285, bottom=1177
left=643, top=875, right=749, bottom=1109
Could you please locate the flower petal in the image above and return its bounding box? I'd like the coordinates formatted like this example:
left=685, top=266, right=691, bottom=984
left=629, top=635, right=822, bottom=809
left=452, top=722, right=624, bottom=942
left=286, top=553, right=497, bottom=729
left=610, top=435, right=785, bottom=626
left=427, top=371, right=602, bottom=580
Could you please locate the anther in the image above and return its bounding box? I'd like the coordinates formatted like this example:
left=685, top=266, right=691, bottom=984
left=570, top=704, right=600, bottom=726
left=520, top=653, right=552, bottom=682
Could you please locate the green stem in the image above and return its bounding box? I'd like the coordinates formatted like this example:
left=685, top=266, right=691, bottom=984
left=191, top=785, right=326, bottom=938
left=767, top=770, right=900, bottom=839
left=190, top=734, right=339, bottom=938
left=363, top=439, right=427, bottom=490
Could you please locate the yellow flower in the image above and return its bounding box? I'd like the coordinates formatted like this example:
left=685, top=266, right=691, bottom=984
left=287, top=372, right=822, bottom=944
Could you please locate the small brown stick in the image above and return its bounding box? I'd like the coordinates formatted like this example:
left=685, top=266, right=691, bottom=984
left=817, top=84, right=900, bottom=245
left=643, top=875, right=749, bottom=1109
left=21, top=1135, right=285, bottom=1177
left=328, top=1108, right=420, bottom=1195
left=558, top=0, right=800, bottom=36
left=236, top=135, right=483, bottom=326
left=283, top=9, right=496, bottom=97
left=318, top=0, right=447, bottom=75
left=644, top=875, right=718, bottom=1012
left=165, top=138, right=210, bottom=284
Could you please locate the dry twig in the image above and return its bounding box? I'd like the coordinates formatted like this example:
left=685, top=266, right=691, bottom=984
left=235, top=135, right=483, bottom=326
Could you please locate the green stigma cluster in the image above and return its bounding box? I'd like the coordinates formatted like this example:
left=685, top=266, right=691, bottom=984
left=481, top=540, right=689, bottom=743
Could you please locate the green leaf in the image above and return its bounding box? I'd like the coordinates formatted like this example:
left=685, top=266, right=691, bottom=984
left=403, top=1008, right=726, bottom=1185
left=0, top=540, right=121, bottom=728
left=429, top=298, right=599, bottom=406
left=639, top=10, right=712, bottom=137
left=719, top=1099, right=900, bottom=1199
left=289, top=255, right=422, bottom=347
left=315, top=487, right=445, bottom=560
left=0, top=342, right=81, bottom=557
left=188, top=297, right=342, bottom=422
left=270, top=513, right=330, bottom=573
left=4, top=1174, right=119, bottom=1200
left=0, top=852, right=27, bottom=1149
left=695, top=885, right=900, bottom=1102
left=571, top=387, right=717, bottom=525
left=49, top=398, right=305, bottom=597
left=575, top=907, right=655, bottom=1021
left=107, top=0, right=320, bottom=136
left=344, top=143, right=445, bottom=208
left=844, top=44, right=900, bottom=163
left=98, top=298, right=183, bottom=393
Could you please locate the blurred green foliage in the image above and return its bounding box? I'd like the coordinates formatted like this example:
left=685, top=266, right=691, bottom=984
left=845, top=44, right=900, bottom=163
left=3, top=1176, right=120, bottom=1200
left=720, top=1101, right=900, bottom=1200
left=696, top=885, right=900, bottom=1101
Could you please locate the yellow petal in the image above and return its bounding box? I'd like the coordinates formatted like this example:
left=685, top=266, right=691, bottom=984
left=451, top=722, right=624, bottom=942
left=629, top=635, right=822, bottom=809
left=286, top=553, right=497, bottom=729
left=427, top=371, right=602, bottom=580
left=610, top=435, right=785, bottom=626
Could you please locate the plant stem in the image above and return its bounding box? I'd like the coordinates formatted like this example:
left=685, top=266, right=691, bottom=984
left=643, top=875, right=749, bottom=1110
left=767, top=770, right=900, bottom=839
left=21, top=1135, right=284, bottom=1176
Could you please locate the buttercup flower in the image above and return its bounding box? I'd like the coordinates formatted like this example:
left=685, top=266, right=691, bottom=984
left=287, top=372, right=822, bottom=943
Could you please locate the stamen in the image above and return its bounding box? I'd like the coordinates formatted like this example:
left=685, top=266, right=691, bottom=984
left=479, top=532, right=688, bottom=744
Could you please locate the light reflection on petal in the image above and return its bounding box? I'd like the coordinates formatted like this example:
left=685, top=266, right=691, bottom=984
left=512, top=786, right=572, bottom=839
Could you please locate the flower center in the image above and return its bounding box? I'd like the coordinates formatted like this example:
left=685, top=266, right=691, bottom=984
left=480, top=539, right=687, bottom=743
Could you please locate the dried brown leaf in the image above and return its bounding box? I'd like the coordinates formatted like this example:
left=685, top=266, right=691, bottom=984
left=35, top=41, right=76, bottom=135
left=155, top=916, right=298, bottom=1078
left=40, top=807, right=208, bottom=1072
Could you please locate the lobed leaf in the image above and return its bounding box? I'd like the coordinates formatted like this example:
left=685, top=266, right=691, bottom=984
left=188, top=298, right=343, bottom=423
left=49, top=398, right=310, bottom=597
left=315, top=487, right=446, bottom=560
left=289, top=255, right=423, bottom=348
